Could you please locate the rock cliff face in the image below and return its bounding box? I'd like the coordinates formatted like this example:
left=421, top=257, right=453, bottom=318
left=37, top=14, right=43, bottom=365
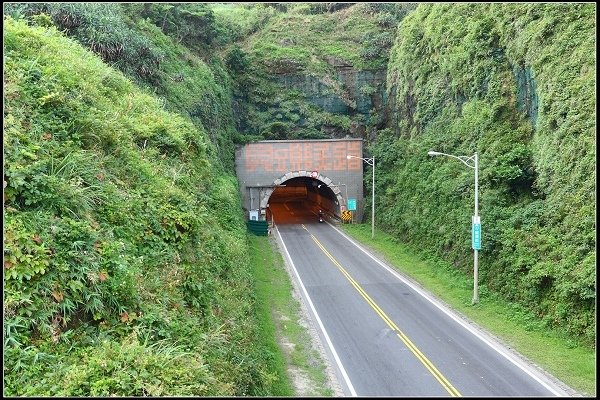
left=275, top=69, right=386, bottom=116
left=228, top=3, right=408, bottom=141
left=234, top=61, right=388, bottom=139
left=271, top=61, right=388, bottom=138
left=513, top=64, right=539, bottom=128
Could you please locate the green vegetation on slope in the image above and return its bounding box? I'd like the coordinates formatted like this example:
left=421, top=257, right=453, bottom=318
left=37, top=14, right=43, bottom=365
left=3, top=16, right=281, bottom=396
left=213, top=3, right=416, bottom=140
left=5, top=2, right=240, bottom=171
left=380, top=3, right=595, bottom=345
left=120, top=3, right=240, bottom=171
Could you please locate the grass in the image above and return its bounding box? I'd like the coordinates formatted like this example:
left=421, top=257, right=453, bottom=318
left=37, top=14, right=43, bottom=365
left=340, top=223, right=596, bottom=397
left=241, top=5, right=389, bottom=74
left=247, top=233, right=334, bottom=396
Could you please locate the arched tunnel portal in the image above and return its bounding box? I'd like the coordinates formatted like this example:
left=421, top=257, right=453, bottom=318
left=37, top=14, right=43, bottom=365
left=235, top=139, right=365, bottom=224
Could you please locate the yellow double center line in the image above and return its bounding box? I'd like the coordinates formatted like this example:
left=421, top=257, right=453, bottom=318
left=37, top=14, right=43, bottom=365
left=304, top=225, right=461, bottom=397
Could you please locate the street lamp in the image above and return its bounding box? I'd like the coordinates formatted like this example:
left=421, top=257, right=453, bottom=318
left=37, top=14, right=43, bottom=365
left=428, top=150, right=480, bottom=304
left=347, top=155, right=375, bottom=239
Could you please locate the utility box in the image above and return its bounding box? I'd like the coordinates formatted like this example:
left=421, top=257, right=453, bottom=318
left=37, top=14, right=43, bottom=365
left=249, top=210, right=259, bottom=221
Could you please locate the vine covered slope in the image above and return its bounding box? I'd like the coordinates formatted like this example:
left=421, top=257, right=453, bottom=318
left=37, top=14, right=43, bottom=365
left=381, top=3, right=595, bottom=344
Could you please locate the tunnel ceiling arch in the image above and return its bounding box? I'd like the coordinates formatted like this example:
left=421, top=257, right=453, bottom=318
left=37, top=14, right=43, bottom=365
left=264, top=173, right=343, bottom=210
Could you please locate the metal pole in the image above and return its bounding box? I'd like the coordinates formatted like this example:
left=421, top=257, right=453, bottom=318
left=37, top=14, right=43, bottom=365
left=472, top=152, right=479, bottom=304
left=339, top=182, right=349, bottom=212
left=346, top=184, right=350, bottom=224
left=428, top=150, right=479, bottom=305
left=371, top=158, right=375, bottom=239
left=346, top=154, right=374, bottom=232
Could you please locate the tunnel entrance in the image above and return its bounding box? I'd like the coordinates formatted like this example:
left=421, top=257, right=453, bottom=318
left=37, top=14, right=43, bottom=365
left=268, top=176, right=341, bottom=224
left=235, top=139, right=364, bottom=223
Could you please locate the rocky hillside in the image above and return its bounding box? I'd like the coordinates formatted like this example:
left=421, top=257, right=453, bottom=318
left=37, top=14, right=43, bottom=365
left=214, top=3, right=416, bottom=140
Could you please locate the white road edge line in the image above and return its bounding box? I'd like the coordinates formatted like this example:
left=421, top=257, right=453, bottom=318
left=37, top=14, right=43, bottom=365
left=275, top=225, right=357, bottom=397
left=331, top=224, right=570, bottom=397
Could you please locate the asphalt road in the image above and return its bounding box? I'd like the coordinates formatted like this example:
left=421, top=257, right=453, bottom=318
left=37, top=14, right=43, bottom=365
left=272, top=203, right=569, bottom=397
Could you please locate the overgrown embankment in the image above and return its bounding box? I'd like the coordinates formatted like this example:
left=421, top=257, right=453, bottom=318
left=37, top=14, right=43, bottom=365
left=215, top=3, right=415, bottom=140
left=378, top=3, right=595, bottom=345
left=4, top=16, right=282, bottom=396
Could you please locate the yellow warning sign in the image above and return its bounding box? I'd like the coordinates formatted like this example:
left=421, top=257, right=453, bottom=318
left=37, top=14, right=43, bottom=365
left=341, top=210, right=352, bottom=223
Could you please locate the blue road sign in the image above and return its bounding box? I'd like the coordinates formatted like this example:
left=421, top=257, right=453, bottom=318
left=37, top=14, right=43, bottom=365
left=472, top=223, right=481, bottom=250
left=348, top=198, right=357, bottom=211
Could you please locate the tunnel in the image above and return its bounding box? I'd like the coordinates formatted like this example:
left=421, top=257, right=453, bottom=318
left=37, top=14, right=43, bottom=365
left=235, top=138, right=364, bottom=224
left=267, top=177, right=340, bottom=224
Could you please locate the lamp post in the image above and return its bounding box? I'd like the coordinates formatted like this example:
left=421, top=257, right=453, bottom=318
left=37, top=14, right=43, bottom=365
left=347, top=155, right=375, bottom=239
left=428, top=150, right=480, bottom=304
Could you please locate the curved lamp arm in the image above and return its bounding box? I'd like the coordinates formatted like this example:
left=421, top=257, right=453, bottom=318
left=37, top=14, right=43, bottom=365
left=347, top=154, right=374, bottom=166
left=428, top=151, right=475, bottom=169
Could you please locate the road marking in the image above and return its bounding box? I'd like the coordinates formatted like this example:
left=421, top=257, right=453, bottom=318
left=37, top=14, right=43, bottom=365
left=331, top=226, right=569, bottom=397
left=308, top=229, right=461, bottom=397
left=276, top=225, right=357, bottom=396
